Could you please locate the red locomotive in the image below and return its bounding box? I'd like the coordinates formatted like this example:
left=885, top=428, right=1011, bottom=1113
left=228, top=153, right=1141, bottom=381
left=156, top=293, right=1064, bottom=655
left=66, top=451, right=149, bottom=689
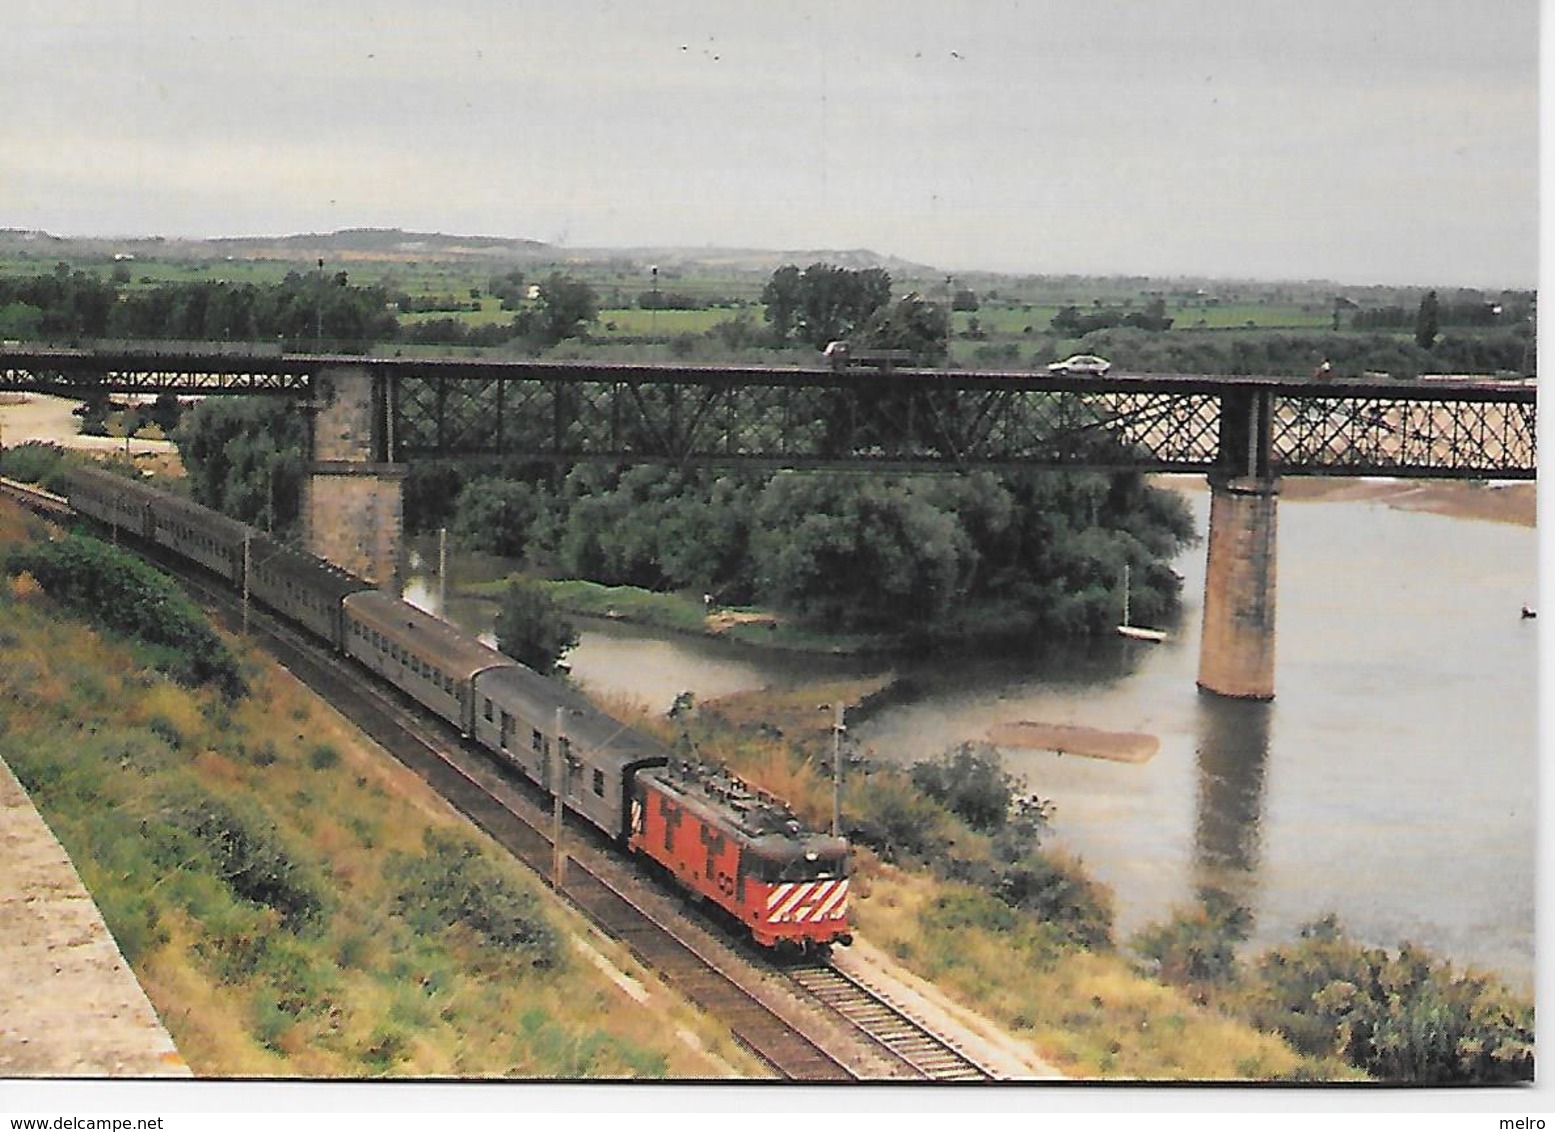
left=631, top=758, right=852, bottom=953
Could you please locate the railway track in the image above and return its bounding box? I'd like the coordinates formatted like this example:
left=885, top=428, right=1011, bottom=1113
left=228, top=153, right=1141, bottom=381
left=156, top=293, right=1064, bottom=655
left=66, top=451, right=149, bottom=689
left=2, top=477, right=1008, bottom=1083
left=787, top=963, right=998, bottom=1081
left=0, top=475, right=71, bottom=518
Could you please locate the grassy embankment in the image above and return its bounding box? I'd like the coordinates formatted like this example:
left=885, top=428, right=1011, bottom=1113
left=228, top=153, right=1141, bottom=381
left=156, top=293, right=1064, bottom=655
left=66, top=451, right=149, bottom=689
left=0, top=503, right=760, bottom=1079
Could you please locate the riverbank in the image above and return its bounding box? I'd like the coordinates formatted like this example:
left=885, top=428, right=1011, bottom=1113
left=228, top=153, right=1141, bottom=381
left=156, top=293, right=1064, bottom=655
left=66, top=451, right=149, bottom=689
left=1281, top=477, right=1535, bottom=526
left=478, top=577, right=899, bottom=656
left=0, top=392, right=181, bottom=471
left=1155, top=472, right=1535, bottom=528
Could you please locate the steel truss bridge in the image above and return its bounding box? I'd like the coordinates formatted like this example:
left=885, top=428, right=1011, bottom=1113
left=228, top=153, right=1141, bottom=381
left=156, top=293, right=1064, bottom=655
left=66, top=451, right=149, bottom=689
left=0, top=348, right=1536, bottom=480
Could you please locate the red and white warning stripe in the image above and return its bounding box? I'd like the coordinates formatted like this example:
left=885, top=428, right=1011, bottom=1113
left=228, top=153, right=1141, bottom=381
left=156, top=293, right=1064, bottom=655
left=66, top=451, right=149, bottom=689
left=766, top=879, right=849, bottom=924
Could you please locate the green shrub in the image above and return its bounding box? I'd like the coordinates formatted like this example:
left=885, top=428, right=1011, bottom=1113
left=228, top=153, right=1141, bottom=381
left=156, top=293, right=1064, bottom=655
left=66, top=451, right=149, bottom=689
left=360, top=1026, right=410, bottom=1072
left=845, top=767, right=956, bottom=863
left=252, top=994, right=295, bottom=1054
left=146, top=714, right=187, bottom=751
left=94, top=886, right=170, bottom=963
left=1240, top=915, right=1534, bottom=1083
left=390, top=830, right=561, bottom=967
left=168, top=793, right=325, bottom=931
left=993, top=850, right=1115, bottom=949
left=922, top=887, right=1018, bottom=935
left=910, top=742, right=1022, bottom=834
left=103, top=727, right=179, bottom=774
left=257, top=934, right=339, bottom=1018
left=1132, top=893, right=1251, bottom=991
left=0, top=441, right=67, bottom=486
left=7, top=534, right=245, bottom=697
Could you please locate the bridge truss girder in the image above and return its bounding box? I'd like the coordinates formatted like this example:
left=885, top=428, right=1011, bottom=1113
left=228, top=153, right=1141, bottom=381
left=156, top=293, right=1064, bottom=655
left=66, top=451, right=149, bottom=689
left=0, top=350, right=1535, bottom=479
left=388, top=373, right=1537, bottom=480
left=0, top=355, right=313, bottom=396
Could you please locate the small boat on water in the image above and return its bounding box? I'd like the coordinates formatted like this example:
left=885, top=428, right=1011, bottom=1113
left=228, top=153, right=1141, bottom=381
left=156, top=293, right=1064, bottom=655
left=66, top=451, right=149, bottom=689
left=1117, top=565, right=1168, bottom=643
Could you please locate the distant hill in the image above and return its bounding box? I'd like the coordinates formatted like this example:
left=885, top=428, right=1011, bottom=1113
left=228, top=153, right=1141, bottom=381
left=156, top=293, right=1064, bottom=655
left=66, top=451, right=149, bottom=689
left=0, top=227, right=931, bottom=275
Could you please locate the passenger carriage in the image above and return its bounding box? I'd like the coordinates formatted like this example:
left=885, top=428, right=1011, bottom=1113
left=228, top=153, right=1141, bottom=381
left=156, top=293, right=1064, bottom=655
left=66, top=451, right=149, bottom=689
left=245, top=532, right=371, bottom=649
left=65, top=465, right=159, bottom=541
left=472, top=664, right=669, bottom=837
left=148, top=491, right=249, bottom=586
left=342, top=590, right=515, bottom=735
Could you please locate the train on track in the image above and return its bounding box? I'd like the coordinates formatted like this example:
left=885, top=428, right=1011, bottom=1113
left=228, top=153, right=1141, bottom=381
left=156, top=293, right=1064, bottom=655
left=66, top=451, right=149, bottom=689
left=61, top=464, right=853, bottom=954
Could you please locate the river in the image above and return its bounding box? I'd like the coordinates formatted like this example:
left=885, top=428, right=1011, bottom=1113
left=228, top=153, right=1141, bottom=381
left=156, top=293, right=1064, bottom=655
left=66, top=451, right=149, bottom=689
left=405, top=483, right=1538, bottom=992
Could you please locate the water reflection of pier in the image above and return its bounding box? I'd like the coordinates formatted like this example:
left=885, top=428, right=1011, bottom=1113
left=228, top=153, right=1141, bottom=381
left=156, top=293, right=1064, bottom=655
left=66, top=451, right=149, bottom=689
left=1191, top=695, right=1271, bottom=916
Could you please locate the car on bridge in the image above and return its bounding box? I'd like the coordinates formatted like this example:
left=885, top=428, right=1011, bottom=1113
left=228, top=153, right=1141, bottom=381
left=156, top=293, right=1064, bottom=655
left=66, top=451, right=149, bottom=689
left=1047, top=354, right=1112, bottom=376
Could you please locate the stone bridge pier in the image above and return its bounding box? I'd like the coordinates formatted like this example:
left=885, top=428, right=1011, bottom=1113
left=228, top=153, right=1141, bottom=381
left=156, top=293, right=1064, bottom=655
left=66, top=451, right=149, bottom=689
left=1197, top=389, right=1279, bottom=701
left=300, top=365, right=405, bottom=591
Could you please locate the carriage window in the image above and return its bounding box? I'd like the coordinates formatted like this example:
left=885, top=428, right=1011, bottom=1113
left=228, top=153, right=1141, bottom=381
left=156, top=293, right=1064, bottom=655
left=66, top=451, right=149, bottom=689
left=532, top=729, right=544, bottom=754
left=484, top=698, right=494, bottom=722
left=592, top=769, right=605, bottom=796
left=500, top=711, right=514, bottom=751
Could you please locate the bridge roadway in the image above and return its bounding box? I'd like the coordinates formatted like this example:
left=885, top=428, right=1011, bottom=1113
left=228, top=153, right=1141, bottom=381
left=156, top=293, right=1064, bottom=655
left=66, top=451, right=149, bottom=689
left=0, top=347, right=1537, bottom=479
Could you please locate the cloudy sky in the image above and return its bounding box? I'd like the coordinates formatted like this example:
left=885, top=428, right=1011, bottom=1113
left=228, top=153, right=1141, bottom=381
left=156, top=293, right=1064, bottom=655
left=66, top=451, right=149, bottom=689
left=7, top=0, right=1541, bottom=286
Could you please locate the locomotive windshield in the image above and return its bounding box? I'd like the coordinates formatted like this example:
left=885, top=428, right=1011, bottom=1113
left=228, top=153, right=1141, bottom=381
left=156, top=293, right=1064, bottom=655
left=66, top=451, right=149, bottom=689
left=746, top=848, right=848, bottom=883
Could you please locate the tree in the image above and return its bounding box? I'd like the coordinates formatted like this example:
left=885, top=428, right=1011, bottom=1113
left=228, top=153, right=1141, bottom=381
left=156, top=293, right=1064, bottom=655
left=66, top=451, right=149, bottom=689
left=1414, top=290, right=1440, bottom=350
left=493, top=578, right=578, bottom=676
left=487, top=270, right=528, bottom=310
left=536, top=273, right=599, bottom=344
left=174, top=397, right=306, bottom=534
left=759, top=263, right=894, bottom=349
left=857, top=293, right=949, bottom=365
left=1124, top=297, right=1173, bottom=331
left=759, top=265, right=804, bottom=342
left=749, top=473, right=970, bottom=630
left=451, top=477, right=547, bottom=558
left=797, top=264, right=893, bottom=348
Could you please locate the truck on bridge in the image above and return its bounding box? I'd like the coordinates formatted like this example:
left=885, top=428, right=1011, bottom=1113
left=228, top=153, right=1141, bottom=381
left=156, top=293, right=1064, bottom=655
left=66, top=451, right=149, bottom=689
left=822, top=340, right=920, bottom=372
